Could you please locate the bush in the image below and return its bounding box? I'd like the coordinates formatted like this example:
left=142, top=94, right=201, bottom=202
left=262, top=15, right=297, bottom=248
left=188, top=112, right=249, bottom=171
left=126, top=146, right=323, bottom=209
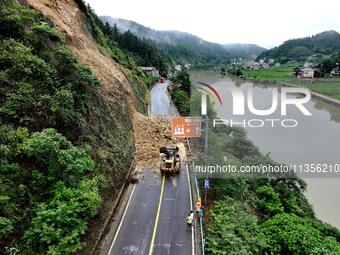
left=206, top=199, right=266, bottom=255
left=0, top=217, right=13, bottom=238
left=256, top=185, right=284, bottom=216
left=24, top=179, right=101, bottom=255
left=0, top=126, right=101, bottom=254
left=261, top=213, right=340, bottom=254
left=169, top=70, right=191, bottom=115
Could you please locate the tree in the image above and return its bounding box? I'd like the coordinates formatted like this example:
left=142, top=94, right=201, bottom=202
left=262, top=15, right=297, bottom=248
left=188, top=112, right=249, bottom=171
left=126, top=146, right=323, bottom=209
left=206, top=198, right=266, bottom=255
left=261, top=213, right=340, bottom=255
left=172, top=70, right=191, bottom=94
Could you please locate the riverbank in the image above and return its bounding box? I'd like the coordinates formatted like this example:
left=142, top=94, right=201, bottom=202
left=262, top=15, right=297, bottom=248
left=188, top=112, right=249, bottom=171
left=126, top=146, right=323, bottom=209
left=189, top=70, right=340, bottom=254
left=191, top=70, right=340, bottom=230
left=236, top=71, right=340, bottom=108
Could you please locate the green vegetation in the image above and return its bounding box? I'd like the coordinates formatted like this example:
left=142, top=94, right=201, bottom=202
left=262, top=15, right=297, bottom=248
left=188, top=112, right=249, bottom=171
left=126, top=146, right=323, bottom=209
left=76, top=1, right=168, bottom=75
left=320, top=52, right=340, bottom=74
left=103, top=26, right=168, bottom=76
left=227, top=68, right=243, bottom=77
left=242, top=63, right=297, bottom=82
left=258, top=30, right=340, bottom=63
left=0, top=1, right=149, bottom=253
left=242, top=63, right=340, bottom=101
left=101, top=16, right=234, bottom=68
left=0, top=2, right=102, bottom=253
left=305, top=82, right=340, bottom=101
left=189, top=89, right=340, bottom=254
left=206, top=199, right=266, bottom=255
left=261, top=213, right=340, bottom=254
left=203, top=127, right=340, bottom=254
left=169, top=70, right=191, bottom=116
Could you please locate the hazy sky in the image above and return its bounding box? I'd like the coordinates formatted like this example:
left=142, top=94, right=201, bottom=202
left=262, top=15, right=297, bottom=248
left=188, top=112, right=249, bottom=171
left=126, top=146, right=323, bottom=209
left=84, top=0, right=340, bottom=49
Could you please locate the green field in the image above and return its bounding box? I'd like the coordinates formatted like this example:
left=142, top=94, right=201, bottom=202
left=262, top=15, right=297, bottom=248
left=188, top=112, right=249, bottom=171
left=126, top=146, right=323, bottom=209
left=305, top=82, right=340, bottom=101
left=242, top=63, right=297, bottom=81
left=242, top=64, right=340, bottom=101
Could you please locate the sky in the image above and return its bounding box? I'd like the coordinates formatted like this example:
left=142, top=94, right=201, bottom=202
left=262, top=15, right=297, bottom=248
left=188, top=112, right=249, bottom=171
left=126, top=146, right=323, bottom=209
left=84, top=0, right=340, bottom=49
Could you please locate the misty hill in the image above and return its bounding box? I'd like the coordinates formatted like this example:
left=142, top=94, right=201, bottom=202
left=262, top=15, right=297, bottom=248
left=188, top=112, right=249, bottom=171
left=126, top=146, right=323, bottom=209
left=101, top=16, right=265, bottom=67
left=223, top=43, right=266, bottom=59
left=257, top=30, right=340, bottom=62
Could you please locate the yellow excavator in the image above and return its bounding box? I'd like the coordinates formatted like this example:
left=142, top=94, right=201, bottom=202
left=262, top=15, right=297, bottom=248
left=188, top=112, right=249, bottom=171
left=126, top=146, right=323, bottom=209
left=159, top=145, right=180, bottom=174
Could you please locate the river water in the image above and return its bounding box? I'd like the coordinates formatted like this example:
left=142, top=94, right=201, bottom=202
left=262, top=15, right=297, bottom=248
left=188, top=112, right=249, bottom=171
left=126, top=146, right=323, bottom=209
left=190, top=70, right=340, bottom=229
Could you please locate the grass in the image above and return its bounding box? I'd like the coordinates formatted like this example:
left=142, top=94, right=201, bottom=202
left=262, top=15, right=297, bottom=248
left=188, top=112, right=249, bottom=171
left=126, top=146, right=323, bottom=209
left=242, top=64, right=340, bottom=101
left=242, top=63, right=297, bottom=81
left=305, top=82, right=340, bottom=100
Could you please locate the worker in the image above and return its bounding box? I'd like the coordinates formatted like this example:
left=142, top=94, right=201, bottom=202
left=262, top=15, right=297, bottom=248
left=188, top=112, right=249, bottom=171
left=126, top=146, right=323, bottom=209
left=195, top=198, right=202, bottom=215
left=190, top=210, right=194, bottom=219
left=196, top=198, right=202, bottom=208
left=186, top=213, right=193, bottom=229
left=198, top=206, right=203, bottom=218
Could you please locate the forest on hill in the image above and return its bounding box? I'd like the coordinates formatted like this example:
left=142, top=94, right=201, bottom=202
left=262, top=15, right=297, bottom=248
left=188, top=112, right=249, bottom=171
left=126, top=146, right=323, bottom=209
left=257, top=30, right=340, bottom=63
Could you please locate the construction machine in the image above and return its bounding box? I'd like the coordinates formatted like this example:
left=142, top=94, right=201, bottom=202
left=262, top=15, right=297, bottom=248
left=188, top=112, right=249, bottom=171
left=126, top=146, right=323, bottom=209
left=159, top=145, right=180, bottom=174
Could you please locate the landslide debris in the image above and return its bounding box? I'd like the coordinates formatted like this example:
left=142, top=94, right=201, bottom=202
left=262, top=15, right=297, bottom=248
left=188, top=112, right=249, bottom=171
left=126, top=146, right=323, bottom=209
left=133, top=113, right=181, bottom=170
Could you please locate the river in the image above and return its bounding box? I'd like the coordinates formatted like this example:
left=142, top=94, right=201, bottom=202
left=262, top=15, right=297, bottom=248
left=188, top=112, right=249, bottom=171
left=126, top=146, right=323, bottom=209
left=190, top=70, right=340, bottom=229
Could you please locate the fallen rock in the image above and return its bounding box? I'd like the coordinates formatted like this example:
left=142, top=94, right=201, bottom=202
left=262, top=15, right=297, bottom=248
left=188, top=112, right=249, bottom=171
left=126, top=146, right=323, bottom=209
left=133, top=113, right=181, bottom=171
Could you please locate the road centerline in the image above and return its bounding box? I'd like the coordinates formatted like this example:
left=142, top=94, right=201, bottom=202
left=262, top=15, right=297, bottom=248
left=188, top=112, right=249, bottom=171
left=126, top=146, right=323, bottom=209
left=149, top=174, right=166, bottom=255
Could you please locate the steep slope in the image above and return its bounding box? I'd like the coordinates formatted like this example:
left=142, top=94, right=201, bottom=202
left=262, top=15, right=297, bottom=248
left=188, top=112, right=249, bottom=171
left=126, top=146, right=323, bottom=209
left=0, top=0, right=149, bottom=253
left=258, top=30, right=340, bottom=62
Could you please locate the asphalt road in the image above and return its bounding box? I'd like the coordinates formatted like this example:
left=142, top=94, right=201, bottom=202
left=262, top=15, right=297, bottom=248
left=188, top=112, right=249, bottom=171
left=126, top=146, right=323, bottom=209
left=150, top=81, right=178, bottom=118
left=107, top=81, right=193, bottom=255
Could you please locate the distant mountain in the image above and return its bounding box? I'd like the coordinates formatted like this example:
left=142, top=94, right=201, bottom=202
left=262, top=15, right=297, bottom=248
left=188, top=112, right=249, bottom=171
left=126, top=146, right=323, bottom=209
left=101, top=16, right=264, bottom=67
left=257, top=30, right=340, bottom=62
left=223, top=43, right=266, bottom=59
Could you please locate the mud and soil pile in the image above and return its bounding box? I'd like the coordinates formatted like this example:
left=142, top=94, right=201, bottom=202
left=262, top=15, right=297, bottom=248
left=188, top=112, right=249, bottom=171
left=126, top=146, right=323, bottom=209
left=133, top=113, right=181, bottom=170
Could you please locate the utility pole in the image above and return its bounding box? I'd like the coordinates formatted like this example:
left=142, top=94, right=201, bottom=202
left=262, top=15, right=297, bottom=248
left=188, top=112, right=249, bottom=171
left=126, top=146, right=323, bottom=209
left=204, top=98, right=209, bottom=207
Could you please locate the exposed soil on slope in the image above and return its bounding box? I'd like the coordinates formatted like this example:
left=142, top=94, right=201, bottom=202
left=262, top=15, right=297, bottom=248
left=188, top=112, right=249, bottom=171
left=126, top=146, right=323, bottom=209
left=19, top=1, right=177, bottom=253
left=24, top=0, right=137, bottom=112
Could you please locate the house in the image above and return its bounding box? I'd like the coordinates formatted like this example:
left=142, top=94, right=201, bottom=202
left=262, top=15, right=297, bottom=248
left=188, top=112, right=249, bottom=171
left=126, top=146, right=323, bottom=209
left=301, top=68, right=315, bottom=78
left=331, top=67, right=340, bottom=76
left=302, top=63, right=321, bottom=78
left=245, top=61, right=261, bottom=70
left=184, top=63, right=192, bottom=70
left=262, top=63, right=270, bottom=69
left=140, top=67, right=159, bottom=78
left=174, top=65, right=182, bottom=72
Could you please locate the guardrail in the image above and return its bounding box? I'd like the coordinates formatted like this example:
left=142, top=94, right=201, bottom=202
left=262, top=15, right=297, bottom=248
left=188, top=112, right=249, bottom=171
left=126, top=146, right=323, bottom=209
left=186, top=139, right=205, bottom=255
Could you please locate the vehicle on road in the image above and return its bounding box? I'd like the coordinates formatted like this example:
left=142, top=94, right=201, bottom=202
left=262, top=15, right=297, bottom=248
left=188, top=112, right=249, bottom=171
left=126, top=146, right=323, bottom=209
left=159, top=145, right=180, bottom=173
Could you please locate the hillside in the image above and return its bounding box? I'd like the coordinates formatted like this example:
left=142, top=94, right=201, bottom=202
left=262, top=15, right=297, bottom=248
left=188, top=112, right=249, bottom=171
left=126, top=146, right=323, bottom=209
left=257, top=30, right=340, bottom=62
left=0, top=0, right=151, bottom=253
left=223, top=43, right=266, bottom=58
left=101, top=16, right=265, bottom=67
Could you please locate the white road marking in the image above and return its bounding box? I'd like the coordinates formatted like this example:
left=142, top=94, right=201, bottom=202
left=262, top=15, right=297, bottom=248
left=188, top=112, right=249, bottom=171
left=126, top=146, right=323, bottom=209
left=186, top=164, right=195, bottom=255
left=107, top=184, right=137, bottom=255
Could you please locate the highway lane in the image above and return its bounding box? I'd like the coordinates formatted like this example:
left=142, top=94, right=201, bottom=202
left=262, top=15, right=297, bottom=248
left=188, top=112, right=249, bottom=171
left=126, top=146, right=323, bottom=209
left=107, top=171, right=161, bottom=255
left=152, top=163, right=192, bottom=255
left=107, top=81, right=193, bottom=255
left=150, top=81, right=178, bottom=118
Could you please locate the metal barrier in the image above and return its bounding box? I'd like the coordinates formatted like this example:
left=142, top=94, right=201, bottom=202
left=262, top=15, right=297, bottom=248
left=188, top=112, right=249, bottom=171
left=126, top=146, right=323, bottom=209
left=186, top=139, right=205, bottom=255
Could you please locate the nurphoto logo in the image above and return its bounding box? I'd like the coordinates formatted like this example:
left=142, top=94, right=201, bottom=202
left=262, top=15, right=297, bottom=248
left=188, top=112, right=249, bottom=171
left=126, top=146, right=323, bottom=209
left=194, top=82, right=312, bottom=128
